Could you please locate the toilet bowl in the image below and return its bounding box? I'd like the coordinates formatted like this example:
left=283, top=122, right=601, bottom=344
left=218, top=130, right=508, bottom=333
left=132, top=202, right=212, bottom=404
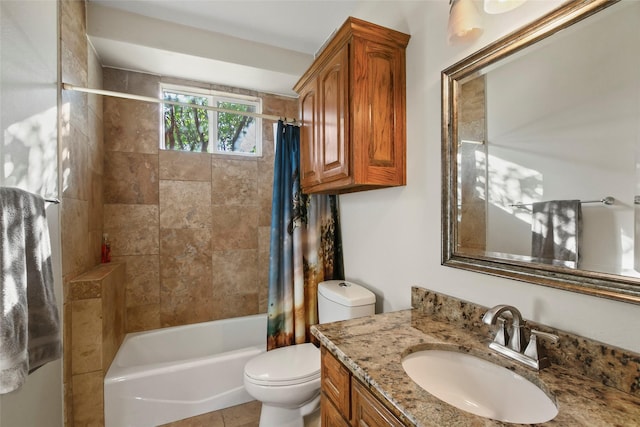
left=244, top=280, right=376, bottom=427
left=244, top=343, right=320, bottom=427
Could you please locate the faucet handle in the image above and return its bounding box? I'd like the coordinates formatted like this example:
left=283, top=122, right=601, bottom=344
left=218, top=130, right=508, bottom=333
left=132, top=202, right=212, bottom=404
left=524, top=330, right=559, bottom=369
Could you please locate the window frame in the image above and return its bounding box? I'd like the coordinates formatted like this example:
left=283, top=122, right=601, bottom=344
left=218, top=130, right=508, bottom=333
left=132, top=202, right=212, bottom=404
left=160, top=83, right=263, bottom=157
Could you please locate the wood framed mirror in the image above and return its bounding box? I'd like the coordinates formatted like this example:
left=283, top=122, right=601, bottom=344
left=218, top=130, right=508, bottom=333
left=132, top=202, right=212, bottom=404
left=442, top=0, right=640, bottom=304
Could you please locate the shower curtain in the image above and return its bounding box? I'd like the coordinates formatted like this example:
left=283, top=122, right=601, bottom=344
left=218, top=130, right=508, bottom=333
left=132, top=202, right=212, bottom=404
left=267, top=121, right=344, bottom=351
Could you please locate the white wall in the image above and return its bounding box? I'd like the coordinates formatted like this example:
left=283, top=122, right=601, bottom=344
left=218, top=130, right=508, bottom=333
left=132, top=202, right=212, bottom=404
left=0, top=1, right=63, bottom=425
left=484, top=1, right=640, bottom=276
left=338, top=0, right=640, bottom=353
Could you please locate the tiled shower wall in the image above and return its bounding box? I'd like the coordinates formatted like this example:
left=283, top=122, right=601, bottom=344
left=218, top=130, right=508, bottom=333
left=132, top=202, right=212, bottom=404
left=102, top=68, right=298, bottom=332
left=60, top=0, right=106, bottom=425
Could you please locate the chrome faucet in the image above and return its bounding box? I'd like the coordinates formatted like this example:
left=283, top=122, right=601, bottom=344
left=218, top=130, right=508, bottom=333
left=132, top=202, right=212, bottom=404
left=482, top=304, right=526, bottom=352
left=482, top=304, right=558, bottom=370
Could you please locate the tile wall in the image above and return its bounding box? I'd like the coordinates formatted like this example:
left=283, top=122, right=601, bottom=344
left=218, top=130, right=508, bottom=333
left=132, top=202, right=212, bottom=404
left=60, top=2, right=298, bottom=425
left=59, top=0, right=105, bottom=425
left=102, top=68, right=298, bottom=332
left=67, top=263, right=125, bottom=426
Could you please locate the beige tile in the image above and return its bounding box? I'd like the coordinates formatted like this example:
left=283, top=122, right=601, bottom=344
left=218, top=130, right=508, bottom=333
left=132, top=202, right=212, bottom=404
left=222, top=401, right=262, bottom=427
left=111, top=255, right=160, bottom=307
left=63, top=303, right=73, bottom=384
left=211, top=205, right=259, bottom=251
left=64, top=375, right=74, bottom=427
left=87, top=110, right=104, bottom=174
left=60, top=38, right=88, bottom=89
left=211, top=157, right=258, bottom=206
left=159, top=229, right=212, bottom=279
left=61, top=89, right=88, bottom=143
left=103, top=97, right=160, bottom=154
left=87, top=171, right=103, bottom=233
left=159, top=150, right=212, bottom=181
left=157, top=401, right=261, bottom=427
left=71, top=299, right=102, bottom=375
left=263, top=94, right=298, bottom=121
left=159, top=410, right=224, bottom=427
left=212, top=249, right=258, bottom=294
left=103, top=67, right=161, bottom=97
left=211, top=249, right=259, bottom=318
left=126, top=304, right=161, bottom=333
left=87, top=46, right=103, bottom=120
left=257, top=226, right=271, bottom=312
left=61, top=122, right=89, bottom=200
left=257, top=158, right=274, bottom=227
left=71, top=371, right=104, bottom=427
left=60, top=0, right=87, bottom=66
left=102, top=264, right=126, bottom=372
left=61, top=198, right=92, bottom=278
left=104, top=151, right=159, bottom=204
left=160, top=275, right=214, bottom=326
left=68, top=280, right=102, bottom=301
left=160, top=180, right=212, bottom=229
left=104, top=204, right=159, bottom=256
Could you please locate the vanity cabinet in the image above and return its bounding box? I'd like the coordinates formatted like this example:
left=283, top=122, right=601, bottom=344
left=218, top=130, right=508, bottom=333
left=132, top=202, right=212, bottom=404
left=321, top=346, right=404, bottom=427
left=294, top=17, right=410, bottom=194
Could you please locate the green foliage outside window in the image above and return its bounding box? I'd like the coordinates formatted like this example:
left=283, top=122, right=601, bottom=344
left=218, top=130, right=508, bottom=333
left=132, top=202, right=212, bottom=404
left=162, top=87, right=260, bottom=155
left=216, top=102, right=256, bottom=153
left=163, top=92, right=210, bottom=152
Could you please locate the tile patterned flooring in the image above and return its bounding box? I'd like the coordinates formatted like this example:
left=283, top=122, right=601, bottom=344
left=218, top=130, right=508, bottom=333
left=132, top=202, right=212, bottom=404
left=159, top=401, right=261, bottom=427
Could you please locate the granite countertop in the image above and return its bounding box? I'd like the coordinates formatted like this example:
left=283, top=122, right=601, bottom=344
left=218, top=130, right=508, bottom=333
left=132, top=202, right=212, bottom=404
left=311, top=309, right=640, bottom=426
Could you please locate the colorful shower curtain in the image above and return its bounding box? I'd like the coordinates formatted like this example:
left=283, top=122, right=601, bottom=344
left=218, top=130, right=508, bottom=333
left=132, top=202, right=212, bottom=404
left=267, top=121, right=344, bottom=351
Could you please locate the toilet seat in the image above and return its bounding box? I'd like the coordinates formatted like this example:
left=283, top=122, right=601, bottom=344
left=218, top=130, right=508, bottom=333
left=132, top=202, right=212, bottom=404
left=244, top=343, right=320, bottom=386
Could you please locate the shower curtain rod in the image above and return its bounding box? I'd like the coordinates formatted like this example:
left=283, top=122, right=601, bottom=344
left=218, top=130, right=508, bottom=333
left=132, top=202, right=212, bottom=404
left=62, top=83, right=299, bottom=125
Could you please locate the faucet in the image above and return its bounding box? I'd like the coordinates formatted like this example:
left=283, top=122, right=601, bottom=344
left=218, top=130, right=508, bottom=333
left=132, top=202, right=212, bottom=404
left=482, top=304, right=558, bottom=370
left=482, top=304, right=526, bottom=352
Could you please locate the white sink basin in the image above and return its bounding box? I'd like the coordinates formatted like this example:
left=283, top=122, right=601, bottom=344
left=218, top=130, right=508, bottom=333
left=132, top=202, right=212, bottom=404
left=402, top=349, right=558, bottom=424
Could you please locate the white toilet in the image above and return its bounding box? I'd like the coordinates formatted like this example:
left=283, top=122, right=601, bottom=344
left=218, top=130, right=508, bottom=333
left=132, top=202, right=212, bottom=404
left=244, top=280, right=376, bottom=427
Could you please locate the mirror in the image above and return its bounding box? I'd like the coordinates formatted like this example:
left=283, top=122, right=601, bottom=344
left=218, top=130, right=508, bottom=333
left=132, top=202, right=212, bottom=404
left=442, top=0, right=640, bottom=304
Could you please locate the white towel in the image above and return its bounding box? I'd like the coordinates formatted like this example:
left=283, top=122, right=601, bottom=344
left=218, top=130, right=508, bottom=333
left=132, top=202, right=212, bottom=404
left=0, top=187, right=61, bottom=394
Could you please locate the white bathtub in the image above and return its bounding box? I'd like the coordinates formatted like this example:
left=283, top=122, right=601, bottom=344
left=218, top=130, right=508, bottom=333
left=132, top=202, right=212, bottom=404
left=104, top=314, right=266, bottom=427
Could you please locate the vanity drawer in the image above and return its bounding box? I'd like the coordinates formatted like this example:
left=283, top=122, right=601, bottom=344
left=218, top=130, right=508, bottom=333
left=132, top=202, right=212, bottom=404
left=352, top=380, right=404, bottom=427
left=321, top=346, right=352, bottom=419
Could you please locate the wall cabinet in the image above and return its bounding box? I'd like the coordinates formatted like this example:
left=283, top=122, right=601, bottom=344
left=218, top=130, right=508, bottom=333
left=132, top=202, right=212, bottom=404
left=294, top=18, right=410, bottom=194
left=320, top=346, right=405, bottom=426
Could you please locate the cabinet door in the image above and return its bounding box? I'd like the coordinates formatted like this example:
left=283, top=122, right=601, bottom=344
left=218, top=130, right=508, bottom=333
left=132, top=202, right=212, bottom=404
left=299, top=81, right=321, bottom=188
left=317, top=44, right=350, bottom=184
left=351, top=37, right=406, bottom=187
left=321, top=346, right=351, bottom=419
left=321, top=393, right=351, bottom=427
left=352, top=380, right=405, bottom=427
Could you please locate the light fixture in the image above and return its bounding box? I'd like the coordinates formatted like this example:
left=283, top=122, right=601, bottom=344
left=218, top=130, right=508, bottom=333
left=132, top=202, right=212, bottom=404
left=483, top=0, right=527, bottom=14
left=448, top=0, right=484, bottom=45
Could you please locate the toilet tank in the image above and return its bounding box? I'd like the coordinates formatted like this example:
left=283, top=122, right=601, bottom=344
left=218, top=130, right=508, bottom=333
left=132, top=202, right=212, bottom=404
left=318, top=280, right=376, bottom=324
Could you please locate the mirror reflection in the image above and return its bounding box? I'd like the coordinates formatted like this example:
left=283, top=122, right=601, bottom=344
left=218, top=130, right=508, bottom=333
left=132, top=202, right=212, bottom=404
left=444, top=0, right=640, bottom=303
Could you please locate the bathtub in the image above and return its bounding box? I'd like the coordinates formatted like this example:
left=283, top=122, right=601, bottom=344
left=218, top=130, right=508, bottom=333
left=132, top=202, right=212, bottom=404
left=104, top=314, right=266, bottom=427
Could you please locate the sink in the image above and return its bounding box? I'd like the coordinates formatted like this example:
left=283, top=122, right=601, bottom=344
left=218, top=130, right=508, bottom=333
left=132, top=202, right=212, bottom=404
left=402, top=349, right=558, bottom=424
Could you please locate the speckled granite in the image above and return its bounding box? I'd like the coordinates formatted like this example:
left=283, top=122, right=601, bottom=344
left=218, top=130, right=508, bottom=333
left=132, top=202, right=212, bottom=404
left=311, top=287, right=640, bottom=426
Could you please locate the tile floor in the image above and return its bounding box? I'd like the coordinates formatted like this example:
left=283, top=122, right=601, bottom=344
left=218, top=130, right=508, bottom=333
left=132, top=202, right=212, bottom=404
left=159, top=401, right=261, bottom=427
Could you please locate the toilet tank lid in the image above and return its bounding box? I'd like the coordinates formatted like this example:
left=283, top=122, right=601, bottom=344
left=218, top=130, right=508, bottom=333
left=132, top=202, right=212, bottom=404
left=318, top=280, right=375, bottom=307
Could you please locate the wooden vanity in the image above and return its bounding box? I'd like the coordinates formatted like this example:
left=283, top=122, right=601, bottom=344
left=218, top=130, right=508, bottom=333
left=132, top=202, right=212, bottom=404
left=312, top=287, right=640, bottom=426
left=321, top=346, right=404, bottom=426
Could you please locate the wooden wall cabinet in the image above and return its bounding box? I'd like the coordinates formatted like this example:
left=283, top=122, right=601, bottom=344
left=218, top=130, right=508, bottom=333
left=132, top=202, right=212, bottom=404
left=294, top=18, right=410, bottom=194
left=320, top=346, right=405, bottom=426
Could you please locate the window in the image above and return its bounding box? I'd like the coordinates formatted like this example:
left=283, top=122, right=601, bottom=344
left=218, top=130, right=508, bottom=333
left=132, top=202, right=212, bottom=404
left=161, top=84, right=262, bottom=156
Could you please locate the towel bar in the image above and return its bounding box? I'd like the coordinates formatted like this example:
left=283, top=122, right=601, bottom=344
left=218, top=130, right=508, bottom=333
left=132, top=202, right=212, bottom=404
left=509, top=196, right=614, bottom=209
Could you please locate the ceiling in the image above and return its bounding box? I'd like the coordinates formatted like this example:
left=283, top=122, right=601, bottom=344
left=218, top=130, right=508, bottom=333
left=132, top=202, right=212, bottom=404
left=87, top=0, right=364, bottom=97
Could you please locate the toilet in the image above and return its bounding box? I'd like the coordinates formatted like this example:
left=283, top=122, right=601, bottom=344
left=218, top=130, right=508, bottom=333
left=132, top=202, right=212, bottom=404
left=244, top=280, right=376, bottom=427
